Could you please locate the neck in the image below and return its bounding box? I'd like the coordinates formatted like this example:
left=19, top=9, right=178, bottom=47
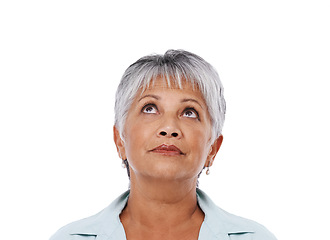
left=120, top=171, right=204, bottom=230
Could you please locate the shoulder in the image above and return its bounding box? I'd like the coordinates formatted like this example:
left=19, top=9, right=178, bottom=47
left=49, top=211, right=102, bottom=240
left=49, top=191, right=130, bottom=240
left=218, top=207, right=277, bottom=240
left=197, top=189, right=277, bottom=240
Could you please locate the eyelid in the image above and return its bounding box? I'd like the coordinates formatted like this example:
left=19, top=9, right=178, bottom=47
left=141, top=103, right=200, bottom=119
left=183, top=107, right=200, bottom=119
left=141, top=102, right=158, bottom=113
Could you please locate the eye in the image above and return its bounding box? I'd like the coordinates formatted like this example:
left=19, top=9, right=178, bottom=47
left=142, top=104, right=158, bottom=114
left=182, top=108, right=199, bottom=119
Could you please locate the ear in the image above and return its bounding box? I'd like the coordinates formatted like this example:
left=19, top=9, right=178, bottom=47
left=205, top=135, right=223, bottom=168
left=113, top=125, right=126, bottom=160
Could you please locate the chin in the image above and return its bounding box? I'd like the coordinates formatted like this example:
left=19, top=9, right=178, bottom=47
left=144, top=165, right=196, bottom=182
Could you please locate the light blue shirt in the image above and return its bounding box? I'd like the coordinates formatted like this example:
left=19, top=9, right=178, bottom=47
left=50, top=189, right=277, bottom=240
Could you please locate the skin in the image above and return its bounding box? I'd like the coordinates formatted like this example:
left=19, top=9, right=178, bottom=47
left=114, top=78, right=223, bottom=240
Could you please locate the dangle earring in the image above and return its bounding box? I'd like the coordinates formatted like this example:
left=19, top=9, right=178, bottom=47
left=206, top=161, right=211, bottom=175
left=121, top=159, right=127, bottom=168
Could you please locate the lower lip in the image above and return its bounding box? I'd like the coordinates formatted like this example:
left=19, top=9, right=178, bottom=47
left=151, top=150, right=182, bottom=156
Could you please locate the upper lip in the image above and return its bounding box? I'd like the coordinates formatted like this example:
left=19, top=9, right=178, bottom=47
left=150, top=144, right=184, bottom=154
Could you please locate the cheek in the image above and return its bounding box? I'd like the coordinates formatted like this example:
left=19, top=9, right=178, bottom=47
left=185, top=126, right=211, bottom=156
left=124, top=120, right=152, bottom=157
left=125, top=125, right=140, bottom=150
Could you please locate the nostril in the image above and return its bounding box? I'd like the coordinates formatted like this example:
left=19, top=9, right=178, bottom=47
left=160, top=131, right=167, bottom=136
left=171, top=132, right=178, bottom=137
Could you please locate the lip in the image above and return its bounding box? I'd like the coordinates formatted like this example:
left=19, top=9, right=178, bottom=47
left=150, top=144, right=184, bottom=156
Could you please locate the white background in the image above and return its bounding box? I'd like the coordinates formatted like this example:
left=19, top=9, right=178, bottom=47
left=1, top=1, right=329, bottom=239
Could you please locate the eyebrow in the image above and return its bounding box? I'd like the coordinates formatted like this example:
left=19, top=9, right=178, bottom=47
left=138, top=95, right=204, bottom=109
left=181, top=98, right=204, bottom=109
left=138, top=94, right=160, bottom=102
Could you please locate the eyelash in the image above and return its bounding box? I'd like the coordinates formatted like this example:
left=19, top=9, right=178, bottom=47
left=141, top=103, right=158, bottom=113
left=141, top=103, right=200, bottom=120
left=183, top=107, right=200, bottom=120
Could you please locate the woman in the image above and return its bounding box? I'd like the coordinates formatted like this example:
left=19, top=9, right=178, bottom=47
left=50, top=50, right=277, bottom=240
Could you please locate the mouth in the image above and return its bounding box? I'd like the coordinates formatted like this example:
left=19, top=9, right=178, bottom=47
left=150, top=144, right=184, bottom=156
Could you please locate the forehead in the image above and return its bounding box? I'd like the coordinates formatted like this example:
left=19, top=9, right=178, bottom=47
left=139, top=77, right=204, bottom=98
left=147, top=76, right=198, bottom=89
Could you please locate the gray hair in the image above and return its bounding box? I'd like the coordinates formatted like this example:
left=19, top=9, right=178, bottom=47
left=114, top=49, right=226, bottom=143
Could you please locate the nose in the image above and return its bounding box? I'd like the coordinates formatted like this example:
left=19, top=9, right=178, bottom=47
left=157, top=115, right=182, bottom=138
left=159, top=131, right=179, bottom=137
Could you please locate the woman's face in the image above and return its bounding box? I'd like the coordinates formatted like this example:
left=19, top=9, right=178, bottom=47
left=114, top=78, right=222, bottom=182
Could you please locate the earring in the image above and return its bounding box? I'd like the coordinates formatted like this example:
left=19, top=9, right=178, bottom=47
left=206, top=161, right=211, bottom=175
left=121, top=159, right=127, bottom=168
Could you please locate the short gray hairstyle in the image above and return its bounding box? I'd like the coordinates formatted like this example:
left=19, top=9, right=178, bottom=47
left=114, top=49, right=226, bottom=143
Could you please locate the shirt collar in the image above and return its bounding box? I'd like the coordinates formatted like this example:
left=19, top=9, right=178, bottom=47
left=69, top=191, right=129, bottom=238
left=196, top=188, right=255, bottom=236
left=69, top=189, right=254, bottom=238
